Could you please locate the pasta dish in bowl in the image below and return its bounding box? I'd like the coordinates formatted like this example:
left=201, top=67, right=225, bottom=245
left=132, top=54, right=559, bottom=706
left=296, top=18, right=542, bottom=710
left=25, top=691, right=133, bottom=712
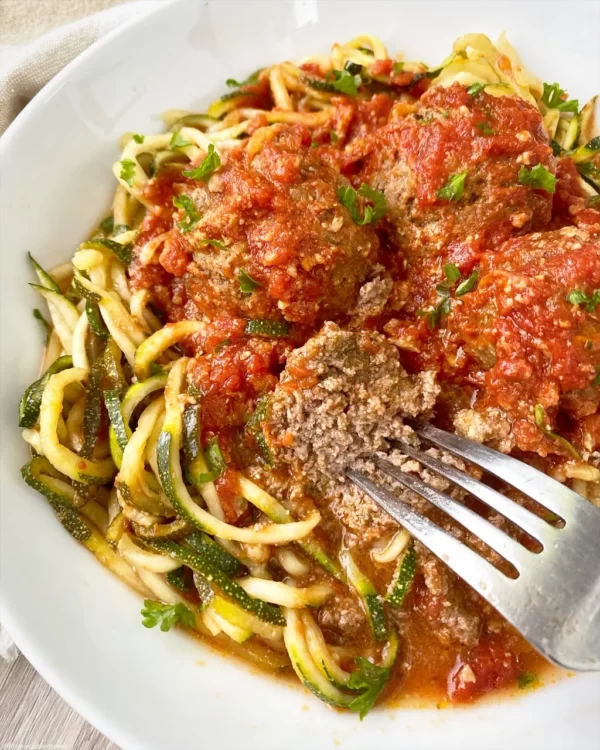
left=16, top=30, right=600, bottom=718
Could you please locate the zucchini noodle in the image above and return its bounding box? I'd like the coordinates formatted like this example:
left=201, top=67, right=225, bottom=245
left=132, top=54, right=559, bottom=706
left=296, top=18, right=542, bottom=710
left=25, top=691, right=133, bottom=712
left=18, top=30, right=599, bottom=719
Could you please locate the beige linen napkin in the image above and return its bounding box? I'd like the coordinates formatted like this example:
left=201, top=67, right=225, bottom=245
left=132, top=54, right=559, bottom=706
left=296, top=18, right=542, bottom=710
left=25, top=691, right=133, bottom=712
left=0, top=0, right=162, bottom=134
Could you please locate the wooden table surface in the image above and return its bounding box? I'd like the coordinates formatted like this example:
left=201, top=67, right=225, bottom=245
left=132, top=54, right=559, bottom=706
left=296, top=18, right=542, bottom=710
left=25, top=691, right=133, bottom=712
left=0, top=651, right=119, bottom=749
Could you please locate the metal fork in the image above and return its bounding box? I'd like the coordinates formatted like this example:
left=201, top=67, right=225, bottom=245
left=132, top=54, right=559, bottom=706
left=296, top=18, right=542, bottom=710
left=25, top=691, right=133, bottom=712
left=346, top=422, right=600, bottom=671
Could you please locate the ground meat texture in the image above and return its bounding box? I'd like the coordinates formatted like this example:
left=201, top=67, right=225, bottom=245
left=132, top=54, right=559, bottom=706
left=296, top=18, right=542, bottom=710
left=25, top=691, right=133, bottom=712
left=454, top=407, right=514, bottom=454
left=317, top=587, right=370, bottom=645
left=415, top=546, right=481, bottom=647
left=263, top=322, right=439, bottom=484
left=179, top=124, right=379, bottom=327
left=446, top=226, right=600, bottom=455
left=362, top=84, right=554, bottom=291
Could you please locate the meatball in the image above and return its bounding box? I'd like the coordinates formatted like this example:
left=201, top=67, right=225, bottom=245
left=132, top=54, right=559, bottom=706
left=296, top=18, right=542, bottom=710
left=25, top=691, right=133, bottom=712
left=263, top=322, right=439, bottom=485
left=181, top=124, right=379, bottom=327
left=363, top=83, right=554, bottom=262
left=447, top=226, right=600, bottom=455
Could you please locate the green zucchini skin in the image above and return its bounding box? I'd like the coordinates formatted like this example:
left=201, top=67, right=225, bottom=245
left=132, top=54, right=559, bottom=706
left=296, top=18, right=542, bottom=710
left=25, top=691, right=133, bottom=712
left=385, top=545, right=417, bottom=608
left=19, top=355, right=73, bottom=429
left=340, top=549, right=388, bottom=642
left=148, top=539, right=285, bottom=626
left=244, top=319, right=290, bottom=337
left=28, top=253, right=60, bottom=293
left=185, top=531, right=243, bottom=577
left=86, top=300, right=109, bottom=341
left=80, top=355, right=105, bottom=458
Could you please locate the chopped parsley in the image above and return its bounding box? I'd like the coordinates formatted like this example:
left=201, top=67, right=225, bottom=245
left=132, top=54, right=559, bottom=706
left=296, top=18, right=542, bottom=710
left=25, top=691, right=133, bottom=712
left=337, top=183, right=387, bottom=225
left=467, top=82, right=486, bottom=97
left=476, top=121, right=494, bottom=136
left=540, top=82, right=579, bottom=113
left=183, top=143, right=221, bottom=182
left=330, top=130, right=340, bottom=144
left=551, top=139, right=563, bottom=156
left=141, top=600, right=195, bottom=631
left=119, top=158, right=136, bottom=187
left=566, top=288, right=600, bottom=313
left=132, top=133, right=145, bottom=144
left=419, top=295, right=451, bottom=329
left=213, top=338, right=232, bottom=354
left=327, top=68, right=362, bottom=95
left=392, top=61, right=405, bottom=74
left=443, top=262, right=461, bottom=283
left=172, top=194, right=201, bottom=233
left=456, top=269, right=479, bottom=297
left=436, top=170, right=467, bottom=201
left=518, top=164, right=557, bottom=193
left=238, top=268, right=262, bottom=293
left=347, top=657, right=392, bottom=719
left=169, top=131, right=192, bottom=150
left=199, top=238, right=226, bottom=250
left=534, top=404, right=581, bottom=460
left=517, top=671, right=538, bottom=690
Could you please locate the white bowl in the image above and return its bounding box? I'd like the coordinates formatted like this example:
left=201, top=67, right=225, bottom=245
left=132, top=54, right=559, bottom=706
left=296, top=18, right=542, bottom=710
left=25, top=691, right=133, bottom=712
left=1, top=1, right=599, bottom=747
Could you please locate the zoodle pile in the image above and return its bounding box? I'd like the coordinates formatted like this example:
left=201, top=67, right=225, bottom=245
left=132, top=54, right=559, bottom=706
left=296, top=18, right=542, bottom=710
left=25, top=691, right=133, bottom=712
left=19, top=33, right=599, bottom=717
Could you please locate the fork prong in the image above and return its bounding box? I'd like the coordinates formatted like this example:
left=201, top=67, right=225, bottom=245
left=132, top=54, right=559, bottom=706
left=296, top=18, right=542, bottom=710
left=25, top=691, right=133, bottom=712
left=346, top=469, right=513, bottom=603
left=373, top=457, right=534, bottom=571
left=414, top=422, right=584, bottom=521
left=393, top=440, right=557, bottom=545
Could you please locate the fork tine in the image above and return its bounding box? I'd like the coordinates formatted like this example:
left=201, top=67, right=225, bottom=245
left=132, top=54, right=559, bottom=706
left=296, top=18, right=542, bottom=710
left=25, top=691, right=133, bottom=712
left=413, top=422, right=584, bottom=520
left=346, top=469, right=513, bottom=603
left=373, top=457, right=534, bottom=571
left=393, top=440, right=557, bottom=545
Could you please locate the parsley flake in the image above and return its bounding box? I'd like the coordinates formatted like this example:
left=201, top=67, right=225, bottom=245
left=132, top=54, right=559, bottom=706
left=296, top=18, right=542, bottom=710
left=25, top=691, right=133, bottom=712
left=392, top=61, right=405, bottom=74
left=183, top=143, right=221, bottom=182
left=141, top=600, right=195, bottom=632
left=199, top=238, right=226, bottom=250
left=456, top=269, right=479, bottom=297
left=327, top=68, right=362, bottom=96
left=476, top=121, right=494, bottom=136
left=238, top=268, right=262, bottom=294
left=330, top=130, right=340, bottom=144
left=467, top=82, right=486, bottom=97
left=566, top=288, right=600, bottom=313
left=517, top=671, right=538, bottom=690
left=347, top=657, right=392, bottom=720
left=172, top=194, right=201, bottom=233
left=169, top=131, right=192, bottom=150
left=436, top=170, right=467, bottom=201
left=443, top=263, right=461, bottom=283
left=518, top=164, right=557, bottom=193
left=119, top=158, right=136, bottom=187
left=540, top=82, right=579, bottom=113
left=337, top=183, right=386, bottom=225
left=132, top=133, right=145, bottom=144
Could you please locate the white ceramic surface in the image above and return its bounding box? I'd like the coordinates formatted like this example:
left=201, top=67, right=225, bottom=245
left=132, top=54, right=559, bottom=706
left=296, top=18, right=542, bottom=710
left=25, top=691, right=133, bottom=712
left=1, top=2, right=599, bottom=748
